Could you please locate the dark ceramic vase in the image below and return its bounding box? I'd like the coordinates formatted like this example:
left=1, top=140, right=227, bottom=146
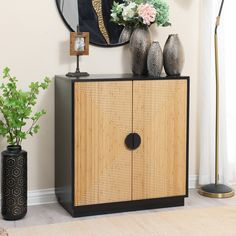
left=129, top=26, right=151, bottom=75
left=1, top=145, right=27, bottom=220
left=147, top=41, right=163, bottom=77
left=119, top=26, right=133, bottom=44
left=163, top=34, right=185, bottom=76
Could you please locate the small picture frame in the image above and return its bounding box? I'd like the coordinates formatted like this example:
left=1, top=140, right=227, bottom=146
left=70, top=32, right=89, bottom=56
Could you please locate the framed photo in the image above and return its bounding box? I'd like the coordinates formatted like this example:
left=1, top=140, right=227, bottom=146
left=70, top=32, right=89, bottom=56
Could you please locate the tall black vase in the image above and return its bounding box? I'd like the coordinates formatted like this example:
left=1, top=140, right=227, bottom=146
left=129, top=26, right=151, bottom=75
left=1, top=145, right=27, bottom=220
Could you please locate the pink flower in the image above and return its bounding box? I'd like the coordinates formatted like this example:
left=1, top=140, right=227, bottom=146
left=138, top=3, right=157, bottom=25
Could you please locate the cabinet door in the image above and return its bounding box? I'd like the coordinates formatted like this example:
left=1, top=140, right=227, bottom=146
left=132, top=80, right=188, bottom=200
left=74, top=82, right=132, bottom=206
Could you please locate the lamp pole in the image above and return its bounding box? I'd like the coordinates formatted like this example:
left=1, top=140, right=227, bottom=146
left=199, top=0, right=234, bottom=198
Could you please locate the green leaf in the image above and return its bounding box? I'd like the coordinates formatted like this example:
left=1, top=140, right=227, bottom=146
left=3, top=67, right=10, bottom=78
left=162, top=22, right=171, bottom=27
left=33, top=125, right=40, bottom=134
left=18, top=131, right=26, bottom=139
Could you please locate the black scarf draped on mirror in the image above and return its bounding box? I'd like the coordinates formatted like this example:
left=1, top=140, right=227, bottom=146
left=78, top=0, right=124, bottom=45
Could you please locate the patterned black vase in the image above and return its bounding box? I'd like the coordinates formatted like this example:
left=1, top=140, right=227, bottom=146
left=1, top=145, right=27, bottom=220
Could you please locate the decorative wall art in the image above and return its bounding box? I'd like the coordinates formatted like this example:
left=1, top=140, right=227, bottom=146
left=56, top=0, right=126, bottom=47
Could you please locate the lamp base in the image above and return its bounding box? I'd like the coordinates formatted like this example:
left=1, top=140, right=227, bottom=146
left=66, top=72, right=89, bottom=78
left=198, top=184, right=234, bottom=198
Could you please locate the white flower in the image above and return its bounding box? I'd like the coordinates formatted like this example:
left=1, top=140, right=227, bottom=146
left=111, top=12, right=119, bottom=21
left=128, top=2, right=136, bottom=9
left=116, top=3, right=125, bottom=13
left=122, top=2, right=136, bottom=21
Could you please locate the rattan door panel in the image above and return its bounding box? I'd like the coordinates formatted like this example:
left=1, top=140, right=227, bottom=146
left=132, top=80, right=187, bottom=200
left=74, top=82, right=133, bottom=206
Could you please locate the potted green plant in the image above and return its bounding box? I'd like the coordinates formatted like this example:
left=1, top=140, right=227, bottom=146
left=0, top=67, right=51, bottom=220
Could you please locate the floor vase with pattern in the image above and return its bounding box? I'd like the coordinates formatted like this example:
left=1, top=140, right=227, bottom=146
left=1, top=146, right=27, bottom=220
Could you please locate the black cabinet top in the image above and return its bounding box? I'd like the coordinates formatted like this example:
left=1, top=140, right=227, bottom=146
left=55, top=74, right=190, bottom=83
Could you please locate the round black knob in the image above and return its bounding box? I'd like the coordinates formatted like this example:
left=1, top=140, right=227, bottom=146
left=125, top=133, right=141, bottom=150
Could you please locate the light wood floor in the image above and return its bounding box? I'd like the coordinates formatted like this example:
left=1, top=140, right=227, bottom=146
left=1, top=187, right=236, bottom=229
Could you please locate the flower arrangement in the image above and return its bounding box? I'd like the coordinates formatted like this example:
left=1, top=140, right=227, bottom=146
left=111, top=0, right=170, bottom=27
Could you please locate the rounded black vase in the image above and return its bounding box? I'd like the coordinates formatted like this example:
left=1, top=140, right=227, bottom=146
left=1, top=145, right=27, bottom=220
left=163, top=34, right=185, bottom=76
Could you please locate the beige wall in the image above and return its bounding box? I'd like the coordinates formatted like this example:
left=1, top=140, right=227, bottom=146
left=0, top=0, right=200, bottom=191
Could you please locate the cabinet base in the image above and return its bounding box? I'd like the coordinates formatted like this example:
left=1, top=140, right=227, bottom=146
left=60, top=196, right=185, bottom=218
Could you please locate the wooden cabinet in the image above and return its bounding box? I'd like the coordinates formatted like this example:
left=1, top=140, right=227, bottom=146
left=55, top=75, right=189, bottom=217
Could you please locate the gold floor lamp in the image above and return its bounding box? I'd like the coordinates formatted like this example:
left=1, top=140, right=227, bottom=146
left=198, top=0, right=234, bottom=198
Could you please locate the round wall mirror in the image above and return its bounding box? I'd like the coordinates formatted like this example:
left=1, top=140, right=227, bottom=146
left=56, top=0, right=129, bottom=47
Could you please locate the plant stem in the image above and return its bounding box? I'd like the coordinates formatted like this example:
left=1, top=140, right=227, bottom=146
left=22, top=117, right=40, bottom=144
left=0, top=108, right=14, bottom=143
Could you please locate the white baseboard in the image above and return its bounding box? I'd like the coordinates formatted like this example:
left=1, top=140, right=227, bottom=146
left=27, top=188, right=56, bottom=206
left=0, top=188, right=56, bottom=207
left=189, top=175, right=199, bottom=189
left=0, top=175, right=199, bottom=206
